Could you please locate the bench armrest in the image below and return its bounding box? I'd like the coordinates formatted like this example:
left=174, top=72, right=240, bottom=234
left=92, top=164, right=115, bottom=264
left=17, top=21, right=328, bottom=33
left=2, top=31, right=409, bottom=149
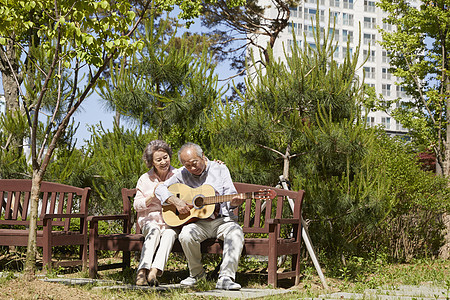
left=266, top=218, right=300, bottom=225
left=87, top=214, right=129, bottom=223
left=43, top=213, right=86, bottom=220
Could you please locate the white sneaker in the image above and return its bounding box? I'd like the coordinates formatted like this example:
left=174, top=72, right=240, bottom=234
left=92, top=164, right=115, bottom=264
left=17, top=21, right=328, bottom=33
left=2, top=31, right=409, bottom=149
left=215, top=276, right=241, bottom=290
left=180, top=270, right=206, bottom=286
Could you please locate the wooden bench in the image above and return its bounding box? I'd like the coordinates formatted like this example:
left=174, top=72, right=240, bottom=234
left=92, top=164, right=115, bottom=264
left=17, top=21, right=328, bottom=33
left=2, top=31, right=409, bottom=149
left=88, top=182, right=304, bottom=287
left=0, top=179, right=91, bottom=269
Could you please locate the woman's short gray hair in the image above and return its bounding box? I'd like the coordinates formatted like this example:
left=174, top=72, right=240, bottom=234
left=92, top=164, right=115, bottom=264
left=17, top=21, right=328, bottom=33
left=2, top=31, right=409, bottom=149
left=178, top=142, right=203, bottom=163
left=143, top=140, right=172, bottom=169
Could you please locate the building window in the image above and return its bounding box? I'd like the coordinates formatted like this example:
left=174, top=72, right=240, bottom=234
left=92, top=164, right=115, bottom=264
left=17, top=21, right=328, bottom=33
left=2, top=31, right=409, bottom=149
left=305, top=8, right=317, bottom=21
left=363, top=33, right=376, bottom=45
left=364, top=66, right=375, bottom=79
left=289, top=23, right=302, bottom=35
left=363, top=49, right=375, bottom=62
left=334, top=46, right=340, bottom=58
left=396, top=86, right=407, bottom=98
left=307, top=25, right=314, bottom=38
left=334, top=28, right=339, bottom=41
left=367, top=116, right=375, bottom=127
left=343, top=13, right=354, bottom=26
left=306, top=0, right=325, bottom=4
left=364, top=17, right=376, bottom=29
left=381, top=117, right=391, bottom=129
left=396, top=121, right=405, bottom=131
left=382, top=68, right=391, bottom=80
left=382, top=84, right=391, bottom=96
left=342, top=46, right=353, bottom=58
left=343, top=0, right=354, bottom=9
left=382, top=51, right=390, bottom=63
left=364, top=0, right=376, bottom=12
left=331, top=11, right=340, bottom=24
left=330, top=0, right=340, bottom=7
left=290, top=7, right=298, bottom=18
left=343, top=30, right=353, bottom=43
left=287, top=39, right=302, bottom=53
left=383, top=22, right=392, bottom=31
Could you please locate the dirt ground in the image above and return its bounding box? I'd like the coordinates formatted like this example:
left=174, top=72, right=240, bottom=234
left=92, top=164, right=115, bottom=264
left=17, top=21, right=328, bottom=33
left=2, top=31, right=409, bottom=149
left=0, top=277, right=107, bottom=300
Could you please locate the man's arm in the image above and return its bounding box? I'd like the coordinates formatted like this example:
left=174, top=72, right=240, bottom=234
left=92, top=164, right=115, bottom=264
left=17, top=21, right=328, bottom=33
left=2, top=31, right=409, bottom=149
left=165, top=195, right=192, bottom=215
left=155, top=170, right=191, bottom=215
left=219, top=164, right=245, bottom=207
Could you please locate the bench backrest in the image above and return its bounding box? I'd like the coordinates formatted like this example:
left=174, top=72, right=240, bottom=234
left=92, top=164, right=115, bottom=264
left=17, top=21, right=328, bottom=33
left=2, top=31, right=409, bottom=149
left=0, top=179, right=90, bottom=231
left=121, top=182, right=304, bottom=236
left=233, top=182, right=304, bottom=235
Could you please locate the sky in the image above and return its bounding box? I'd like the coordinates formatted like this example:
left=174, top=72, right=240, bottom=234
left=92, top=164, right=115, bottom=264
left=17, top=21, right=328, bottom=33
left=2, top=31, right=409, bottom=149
left=0, top=11, right=243, bottom=148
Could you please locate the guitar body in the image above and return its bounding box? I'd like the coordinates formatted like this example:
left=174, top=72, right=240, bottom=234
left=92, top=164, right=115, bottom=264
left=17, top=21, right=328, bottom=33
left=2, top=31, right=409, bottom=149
left=162, top=183, right=217, bottom=227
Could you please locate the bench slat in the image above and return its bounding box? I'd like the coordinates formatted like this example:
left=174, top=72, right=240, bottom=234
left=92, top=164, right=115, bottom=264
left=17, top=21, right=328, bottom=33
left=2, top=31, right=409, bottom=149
left=22, top=191, right=31, bottom=220
left=12, top=191, right=22, bottom=219
left=64, top=193, right=74, bottom=230
left=5, top=191, right=13, bottom=219
left=0, top=191, right=4, bottom=216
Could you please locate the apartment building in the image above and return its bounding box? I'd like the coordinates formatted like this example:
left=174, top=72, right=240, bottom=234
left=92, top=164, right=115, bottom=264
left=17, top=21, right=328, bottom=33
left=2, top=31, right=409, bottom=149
left=251, top=0, right=412, bottom=136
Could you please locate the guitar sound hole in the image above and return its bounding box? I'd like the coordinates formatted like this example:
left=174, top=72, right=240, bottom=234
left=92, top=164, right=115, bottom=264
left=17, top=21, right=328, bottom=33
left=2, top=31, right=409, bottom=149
left=193, top=196, right=204, bottom=208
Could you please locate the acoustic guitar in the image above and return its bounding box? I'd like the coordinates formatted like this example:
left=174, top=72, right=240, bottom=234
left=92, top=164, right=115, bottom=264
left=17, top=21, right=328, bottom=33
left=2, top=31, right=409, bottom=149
left=162, top=183, right=276, bottom=227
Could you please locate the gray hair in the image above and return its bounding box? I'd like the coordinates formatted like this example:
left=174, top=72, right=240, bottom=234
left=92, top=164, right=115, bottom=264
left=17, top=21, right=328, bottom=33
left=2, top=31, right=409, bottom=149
left=143, top=140, right=172, bottom=169
left=178, top=142, right=203, bottom=163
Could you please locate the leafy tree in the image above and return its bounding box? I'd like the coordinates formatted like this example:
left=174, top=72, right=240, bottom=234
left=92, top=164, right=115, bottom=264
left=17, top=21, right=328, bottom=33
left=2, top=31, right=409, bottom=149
left=98, top=12, right=224, bottom=150
left=0, top=0, right=244, bottom=276
left=377, top=0, right=450, bottom=259
left=377, top=0, right=449, bottom=176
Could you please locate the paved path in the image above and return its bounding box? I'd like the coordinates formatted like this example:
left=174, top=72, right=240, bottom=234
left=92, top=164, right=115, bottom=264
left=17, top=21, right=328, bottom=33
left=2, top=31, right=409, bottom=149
left=42, top=277, right=450, bottom=299
left=316, top=285, right=450, bottom=300
left=40, top=277, right=292, bottom=299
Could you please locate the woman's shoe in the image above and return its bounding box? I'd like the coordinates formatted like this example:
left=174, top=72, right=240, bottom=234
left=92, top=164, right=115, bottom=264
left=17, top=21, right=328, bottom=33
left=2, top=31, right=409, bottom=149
left=147, top=268, right=159, bottom=287
left=148, top=277, right=159, bottom=287
left=136, top=269, right=148, bottom=286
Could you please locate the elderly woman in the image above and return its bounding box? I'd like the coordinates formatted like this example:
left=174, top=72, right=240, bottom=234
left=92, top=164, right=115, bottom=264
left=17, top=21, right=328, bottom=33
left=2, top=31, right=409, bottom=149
left=134, top=140, right=179, bottom=286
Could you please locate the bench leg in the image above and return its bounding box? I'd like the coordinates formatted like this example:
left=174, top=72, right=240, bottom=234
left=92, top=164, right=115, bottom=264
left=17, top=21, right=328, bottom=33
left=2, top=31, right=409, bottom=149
left=89, top=226, right=98, bottom=278
left=43, top=220, right=52, bottom=271
left=268, top=239, right=277, bottom=287
left=89, top=245, right=98, bottom=278
left=123, top=251, right=131, bottom=271
left=42, top=245, right=52, bottom=270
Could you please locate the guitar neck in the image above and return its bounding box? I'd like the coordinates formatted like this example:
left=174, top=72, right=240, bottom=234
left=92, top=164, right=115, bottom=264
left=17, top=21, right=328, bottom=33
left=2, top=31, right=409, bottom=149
left=203, top=192, right=252, bottom=205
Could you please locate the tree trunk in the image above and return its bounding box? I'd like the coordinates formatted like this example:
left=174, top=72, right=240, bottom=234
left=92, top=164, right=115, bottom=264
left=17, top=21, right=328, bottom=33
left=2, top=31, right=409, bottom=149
left=0, top=37, right=20, bottom=112
left=114, top=110, right=121, bottom=127
left=438, top=61, right=450, bottom=259
left=282, top=145, right=291, bottom=181
left=24, top=169, right=43, bottom=278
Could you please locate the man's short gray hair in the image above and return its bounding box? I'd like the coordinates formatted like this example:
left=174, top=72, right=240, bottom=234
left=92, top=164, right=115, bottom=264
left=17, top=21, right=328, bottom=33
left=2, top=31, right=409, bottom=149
left=178, top=142, right=203, bottom=163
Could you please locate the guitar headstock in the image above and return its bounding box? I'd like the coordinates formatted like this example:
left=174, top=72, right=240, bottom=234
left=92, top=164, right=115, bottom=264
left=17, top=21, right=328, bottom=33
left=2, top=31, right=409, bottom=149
left=254, top=189, right=277, bottom=200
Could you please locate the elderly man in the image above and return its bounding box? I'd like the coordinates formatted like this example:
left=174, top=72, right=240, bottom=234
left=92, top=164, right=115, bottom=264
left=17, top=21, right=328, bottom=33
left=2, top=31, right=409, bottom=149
left=155, top=142, right=245, bottom=290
